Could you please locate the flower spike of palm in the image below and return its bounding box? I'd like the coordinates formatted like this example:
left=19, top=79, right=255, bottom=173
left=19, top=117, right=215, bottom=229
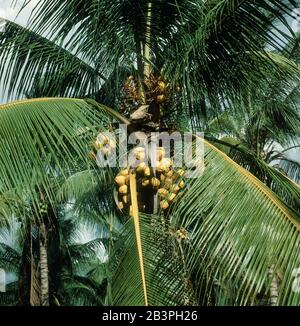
left=0, top=0, right=300, bottom=306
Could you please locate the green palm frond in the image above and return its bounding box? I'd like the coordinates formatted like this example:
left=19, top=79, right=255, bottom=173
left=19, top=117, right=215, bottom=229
left=109, top=213, right=195, bottom=306
left=170, top=139, right=300, bottom=305
left=208, top=136, right=300, bottom=214
left=0, top=18, right=107, bottom=100
left=0, top=97, right=116, bottom=214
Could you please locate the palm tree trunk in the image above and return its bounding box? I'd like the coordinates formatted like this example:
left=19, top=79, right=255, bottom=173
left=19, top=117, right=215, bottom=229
left=39, top=223, right=49, bottom=306
left=268, top=266, right=279, bottom=306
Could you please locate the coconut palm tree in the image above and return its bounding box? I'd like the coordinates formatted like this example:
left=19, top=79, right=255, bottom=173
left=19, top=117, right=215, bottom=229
left=202, top=35, right=300, bottom=213
left=0, top=0, right=300, bottom=306
left=0, top=211, right=108, bottom=306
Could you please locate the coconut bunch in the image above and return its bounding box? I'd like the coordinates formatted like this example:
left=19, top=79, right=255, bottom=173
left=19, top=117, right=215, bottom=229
left=38, top=202, right=48, bottom=215
left=114, top=168, right=131, bottom=211
left=175, top=228, right=188, bottom=240
left=144, top=74, right=168, bottom=105
left=154, top=147, right=185, bottom=210
left=114, top=146, right=186, bottom=214
left=94, top=132, right=116, bottom=157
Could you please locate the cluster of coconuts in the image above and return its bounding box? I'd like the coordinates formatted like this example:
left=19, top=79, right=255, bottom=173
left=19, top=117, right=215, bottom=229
left=176, top=228, right=188, bottom=240
left=155, top=79, right=167, bottom=105
left=114, top=146, right=185, bottom=213
left=38, top=202, right=48, bottom=215
left=94, top=132, right=116, bottom=157
left=143, top=74, right=167, bottom=105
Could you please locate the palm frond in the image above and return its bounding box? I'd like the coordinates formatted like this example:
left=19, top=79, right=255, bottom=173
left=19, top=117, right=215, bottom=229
left=0, top=18, right=107, bottom=100
left=0, top=97, right=116, bottom=215
left=109, top=213, right=196, bottom=306
left=170, top=139, right=300, bottom=305
left=208, top=136, right=300, bottom=214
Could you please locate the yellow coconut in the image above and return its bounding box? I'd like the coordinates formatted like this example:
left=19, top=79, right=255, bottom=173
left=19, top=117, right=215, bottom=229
left=122, top=195, right=128, bottom=204
left=136, top=162, right=147, bottom=173
left=157, top=94, right=166, bottom=104
left=157, top=81, right=166, bottom=93
left=162, top=158, right=172, bottom=168
left=179, top=180, right=185, bottom=189
left=144, top=167, right=151, bottom=177
left=134, top=147, right=146, bottom=161
left=118, top=202, right=124, bottom=210
left=156, top=162, right=166, bottom=173
left=158, top=188, right=168, bottom=197
left=177, top=169, right=185, bottom=177
left=151, top=177, right=160, bottom=188
left=142, top=178, right=150, bottom=187
left=95, top=140, right=103, bottom=150
left=115, top=175, right=126, bottom=186
left=170, top=184, right=180, bottom=193
left=167, top=193, right=176, bottom=203
left=120, top=169, right=129, bottom=176
left=166, top=170, right=173, bottom=178
left=164, top=177, right=173, bottom=187
left=119, top=185, right=128, bottom=194
left=160, top=200, right=169, bottom=210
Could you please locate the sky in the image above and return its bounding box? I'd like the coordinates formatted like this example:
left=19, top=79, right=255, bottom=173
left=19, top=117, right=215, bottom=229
left=0, top=0, right=38, bottom=25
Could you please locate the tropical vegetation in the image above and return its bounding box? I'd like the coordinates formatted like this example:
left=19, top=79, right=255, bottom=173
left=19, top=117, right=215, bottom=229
left=0, top=0, right=300, bottom=306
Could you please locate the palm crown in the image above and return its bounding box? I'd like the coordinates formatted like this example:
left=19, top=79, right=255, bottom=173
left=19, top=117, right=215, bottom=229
left=0, top=0, right=300, bottom=306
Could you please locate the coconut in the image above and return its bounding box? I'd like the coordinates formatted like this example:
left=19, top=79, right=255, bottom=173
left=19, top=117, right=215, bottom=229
left=166, top=170, right=173, bottom=178
left=133, top=147, right=146, bottom=161
left=170, top=184, right=180, bottom=193
left=157, top=94, right=166, bottom=104
left=151, top=177, right=160, bottom=188
left=118, top=202, right=124, bottom=210
left=167, top=193, right=176, bottom=203
left=177, top=169, right=185, bottom=177
left=119, top=185, right=128, bottom=194
left=122, top=195, right=129, bottom=204
left=160, top=200, right=169, bottom=210
left=115, top=175, right=126, bottom=186
left=136, top=162, right=147, bottom=173
left=144, top=167, right=151, bottom=177
left=160, top=174, right=166, bottom=182
left=120, top=169, right=129, bottom=176
left=157, top=81, right=166, bottom=93
left=142, top=178, right=150, bottom=187
left=156, top=162, right=167, bottom=173
left=160, top=158, right=172, bottom=171
left=158, top=188, right=168, bottom=197
left=179, top=181, right=185, bottom=189
left=95, top=140, right=102, bottom=150
left=164, top=177, right=173, bottom=187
